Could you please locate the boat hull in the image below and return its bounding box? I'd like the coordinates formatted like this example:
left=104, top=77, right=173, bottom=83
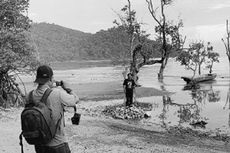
left=181, top=73, right=217, bottom=84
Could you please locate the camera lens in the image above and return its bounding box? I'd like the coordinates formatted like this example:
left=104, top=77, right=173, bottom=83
left=56, top=81, right=62, bottom=86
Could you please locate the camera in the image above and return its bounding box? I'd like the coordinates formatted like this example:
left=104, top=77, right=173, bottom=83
left=56, top=81, right=63, bottom=86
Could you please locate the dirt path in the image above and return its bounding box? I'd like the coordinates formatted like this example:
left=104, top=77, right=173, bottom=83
left=66, top=112, right=230, bottom=153
left=67, top=117, right=230, bottom=153
left=1, top=103, right=229, bottom=153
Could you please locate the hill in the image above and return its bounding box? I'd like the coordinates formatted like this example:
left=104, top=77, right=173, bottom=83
left=30, top=23, right=90, bottom=62
left=30, top=23, right=131, bottom=62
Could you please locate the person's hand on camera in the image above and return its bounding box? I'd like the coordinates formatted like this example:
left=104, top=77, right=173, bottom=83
left=61, top=81, right=72, bottom=93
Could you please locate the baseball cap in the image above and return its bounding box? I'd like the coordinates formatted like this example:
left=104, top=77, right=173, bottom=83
left=35, top=65, right=53, bottom=84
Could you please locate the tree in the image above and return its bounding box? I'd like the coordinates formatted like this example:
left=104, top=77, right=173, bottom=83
left=113, top=0, right=141, bottom=62
left=146, top=0, right=185, bottom=80
left=206, top=42, right=219, bottom=74
left=113, top=0, right=157, bottom=82
left=176, top=41, right=219, bottom=77
left=0, top=0, right=39, bottom=107
left=114, top=0, right=184, bottom=83
left=222, top=20, right=230, bottom=72
left=176, top=48, right=199, bottom=77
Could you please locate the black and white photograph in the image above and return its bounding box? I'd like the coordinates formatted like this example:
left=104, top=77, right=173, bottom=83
left=0, top=0, right=230, bottom=152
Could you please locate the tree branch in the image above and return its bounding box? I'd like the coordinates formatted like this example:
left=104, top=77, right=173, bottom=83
left=146, top=0, right=162, bottom=27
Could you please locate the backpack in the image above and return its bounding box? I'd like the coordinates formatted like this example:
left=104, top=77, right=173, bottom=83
left=19, top=88, right=58, bottom=152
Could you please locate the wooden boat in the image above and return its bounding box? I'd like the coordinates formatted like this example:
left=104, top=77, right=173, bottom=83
left=181, top=73, right=217, bottom=84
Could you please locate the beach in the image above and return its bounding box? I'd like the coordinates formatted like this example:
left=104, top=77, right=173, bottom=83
left=1, top=61, right=230, bottom=153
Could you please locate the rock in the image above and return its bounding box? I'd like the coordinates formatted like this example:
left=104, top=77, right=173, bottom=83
left=190, top=120, right=207, bottom=128
left=102, top=104, right=148, bottom=120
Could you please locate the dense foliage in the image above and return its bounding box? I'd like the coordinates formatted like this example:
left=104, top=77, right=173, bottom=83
left=30, top=23, right=90, bottom=62
left=0, top=0, right=38, bottom=107
left=30, top=23, right=161, bottom=62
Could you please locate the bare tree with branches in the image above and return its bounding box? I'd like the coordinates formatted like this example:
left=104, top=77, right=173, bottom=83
left=145, top=0, right=185, bottom=80
left=222, top=20, right=230, bottom=72
left=114, top=0, right=184, bottom=83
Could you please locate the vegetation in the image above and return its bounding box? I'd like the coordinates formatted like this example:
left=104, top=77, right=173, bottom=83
left=113, top=0, right=184, bottom=81
left=79, top=26, right=130, bottom=61
left=113, top=0, right=150, bottom=82
left=206, top=42, right=220, bottom=74
left=30, top=23, right=91, bottom=62
left=0, top=0, right=39, bottom=107
left=146, top=0, right=185, bottom=80
left=30, top=22, right=161, bottom=63
left=176, top=42, right=219, bottom=77
left=222, top=20, right=230, bottom=68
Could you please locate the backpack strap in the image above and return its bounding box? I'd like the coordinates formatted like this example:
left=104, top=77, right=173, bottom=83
left=28, top=91, right=33, bottom=101
left=19, top=132, right=24, bottom=153
left=26, top=88, right=52, bottom=107
left=25, top=90, right=34, bottom=107
left=40, top=88, right=52, bottom=104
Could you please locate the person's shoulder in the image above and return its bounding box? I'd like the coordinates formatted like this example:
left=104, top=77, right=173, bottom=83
left=25, top=90, right=34, bottom=102
left=49, top=87, right=63, bottom=95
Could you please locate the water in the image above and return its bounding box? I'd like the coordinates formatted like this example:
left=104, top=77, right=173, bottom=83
left=137, top=56, right=230, bottom=134
left=18, top=56, right=230, bottom=134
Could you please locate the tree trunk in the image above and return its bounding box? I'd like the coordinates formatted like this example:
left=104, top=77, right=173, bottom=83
left=198, top=64, right=201, bottom=75
left=192, top=70, right=196, bottom=78
left=158, top=64, right=164, bottom=80
left=209, top=61, right=213, bottom=74
left=158, top=56, right=168, bottom=80
left=229, top=61, right=230, bottom=76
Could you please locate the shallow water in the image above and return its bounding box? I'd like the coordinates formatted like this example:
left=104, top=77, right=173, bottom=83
left=137, top=57, right=230, bottom=134
left=18, top=56, right=230, bottom=134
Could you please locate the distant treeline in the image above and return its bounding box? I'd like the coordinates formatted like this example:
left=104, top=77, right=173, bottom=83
left=30, top=23, right=163, bottom=62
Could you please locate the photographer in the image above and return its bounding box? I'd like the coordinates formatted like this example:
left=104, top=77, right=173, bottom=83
left=27, top=65, right=79, bottom=153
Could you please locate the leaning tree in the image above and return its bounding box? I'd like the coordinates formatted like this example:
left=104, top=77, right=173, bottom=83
left=145, top=0, right=185, bottom=80
left=0, top=0, right=39, bottom=107
left=113, top=0, right=151, bottom=82
left=114, top=0, right=184, bottom=82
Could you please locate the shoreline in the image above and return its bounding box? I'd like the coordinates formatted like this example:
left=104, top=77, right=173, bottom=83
left=72, top=81, right=170, bottom=101
left=1, top=65, right=230, bottom=152
left=1, top=98, right=230, bottom=153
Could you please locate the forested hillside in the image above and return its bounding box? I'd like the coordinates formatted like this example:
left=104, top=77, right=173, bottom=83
left=30, top=23, right=158, bottom=62
left=30, top=23, right=91, bottom=61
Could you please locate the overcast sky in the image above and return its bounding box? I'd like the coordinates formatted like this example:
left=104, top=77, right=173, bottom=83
left=28, top=0, right=230, bottom=54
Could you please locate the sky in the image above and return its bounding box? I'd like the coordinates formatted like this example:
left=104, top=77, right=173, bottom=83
left=28, top=0, right=230, bottom=55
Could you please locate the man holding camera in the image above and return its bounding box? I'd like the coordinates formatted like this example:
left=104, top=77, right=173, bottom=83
left=28, top=65, right=79, bottom=153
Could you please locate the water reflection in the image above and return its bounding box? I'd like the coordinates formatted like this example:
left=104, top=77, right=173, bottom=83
left=190, top=87, right=221, bottom=104
left=224, top=83, right=230, bottom=110
left=158, top=80, right=221, bottom=129
left=223, top=81, right=230, bottom=128
left=161, top=94, right=203, bottom=128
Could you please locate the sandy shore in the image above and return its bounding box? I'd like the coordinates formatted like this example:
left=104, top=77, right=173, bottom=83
left=0, top=79, right=230, bottom=153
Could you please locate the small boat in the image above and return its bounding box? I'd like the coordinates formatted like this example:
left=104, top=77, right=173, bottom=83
left=181, top=73, right=217, bottom=84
